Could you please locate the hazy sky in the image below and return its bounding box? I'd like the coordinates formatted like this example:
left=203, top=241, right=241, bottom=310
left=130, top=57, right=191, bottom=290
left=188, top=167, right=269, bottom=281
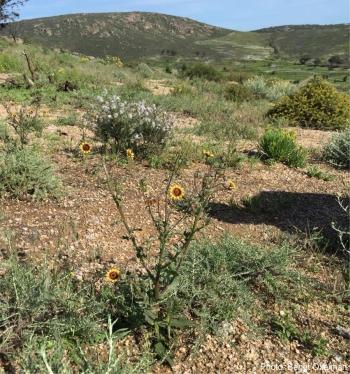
left=19, top=0, right=349, bottom=30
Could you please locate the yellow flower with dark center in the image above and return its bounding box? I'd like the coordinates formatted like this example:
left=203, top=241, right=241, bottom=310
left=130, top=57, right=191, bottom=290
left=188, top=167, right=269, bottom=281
left=126, top=149, right=135, bottom=160
left=203, top=150, right=214, bottom=158
left=80, top=142, right=92, bottom=154
left=169, top=184, right=185, bottom=201
left=105, top=268, right=121, bottom=283
left=227, top=180, right=237, bottom=191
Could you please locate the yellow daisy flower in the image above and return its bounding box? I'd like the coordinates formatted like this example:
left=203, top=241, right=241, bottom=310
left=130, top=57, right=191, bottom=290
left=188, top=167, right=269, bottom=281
left=80, top=142, right=92, bottom=154
left=227, top=180, right=237, bottom=191
left=126, top=149, right=135, bottom=160
left=105, top=268, right=121, bottom=283
left=169, top=184, right=185, bottom=201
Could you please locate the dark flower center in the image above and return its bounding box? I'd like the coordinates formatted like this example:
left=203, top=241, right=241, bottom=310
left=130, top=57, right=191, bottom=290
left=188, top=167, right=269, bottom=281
left=82, top=144, right=91, bottom=151
left=173, top=188, right=182, bottom=197
left=109, top=271, right=119, bottom=279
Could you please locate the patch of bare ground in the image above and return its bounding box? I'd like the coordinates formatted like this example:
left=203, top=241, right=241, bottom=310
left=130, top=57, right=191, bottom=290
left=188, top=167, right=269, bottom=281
left=1, top=144, right=347, bottom=268
left=145, top=79, right=172, bottom=95
left=0, top=102, right=78, bottom=122
left=0, top=73, right=16, bottom=85
left=44, top=124, right=93, bottom=144
left=289, top=127, right=334, bottom=149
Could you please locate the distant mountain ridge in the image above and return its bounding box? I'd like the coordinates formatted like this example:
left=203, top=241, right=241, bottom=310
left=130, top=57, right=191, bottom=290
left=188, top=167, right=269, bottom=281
left=0, top=12, right=348, bottom=61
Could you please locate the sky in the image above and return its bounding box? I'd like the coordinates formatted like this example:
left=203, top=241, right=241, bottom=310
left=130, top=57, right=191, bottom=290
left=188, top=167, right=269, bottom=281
left=18, top=0, right=349, bottom=31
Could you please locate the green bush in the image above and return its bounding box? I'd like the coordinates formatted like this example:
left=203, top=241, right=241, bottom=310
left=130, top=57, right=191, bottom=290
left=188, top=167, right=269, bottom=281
left=4, top=103, right=44, bottom=146
left=243, top=76, right=296, bottom=100
left=54, top=68, right=82, bottom=90
left=137, top=62, right=153, bottom=78
left=323, top=129, right=350, bottom=169
left=178, top=237, right=296, bottom=331
left=260, top=128, right=307, bottom=168
left=0, top=147, right=62, bottom=200
left=225, top=83, right=255, bottom=102
left=268, top=77, right=350, bottom=130
left=183, top=63, right=222, bottom=82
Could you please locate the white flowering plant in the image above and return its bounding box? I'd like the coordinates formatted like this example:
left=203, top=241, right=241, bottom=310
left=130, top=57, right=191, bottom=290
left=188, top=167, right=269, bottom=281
left=92, top=92, right=173, bottom=157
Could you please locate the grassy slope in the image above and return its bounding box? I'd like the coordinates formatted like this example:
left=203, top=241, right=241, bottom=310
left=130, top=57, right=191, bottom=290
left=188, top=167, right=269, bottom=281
left=196, top=31, right=273, bottom=59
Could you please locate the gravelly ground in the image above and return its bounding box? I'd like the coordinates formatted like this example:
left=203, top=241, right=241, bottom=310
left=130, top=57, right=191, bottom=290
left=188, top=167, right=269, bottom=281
left=0, top=106, right=349, bottom=373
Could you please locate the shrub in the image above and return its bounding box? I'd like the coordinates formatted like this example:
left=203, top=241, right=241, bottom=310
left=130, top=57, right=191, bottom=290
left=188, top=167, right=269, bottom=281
left=178, top=237, right=296, bottom=331
left=243, top=76, right=296, bottom=100
left=137, top=62, right=153, bottom=78
left=268, top=77, right=350, bottom=130
left=306, top=166, right=334, bottom=181
left=54, top=68, right=81, bottom=91
left=323, top=129, right=350, bottom=169
left=328, top=55, right=344, bottom=67
left=0, top=147, right=61, bottom=200
left=93, top=92, right=173, bottom=157
left=4, top=102, right=44, bottom=146
left=299, top=56, right=312, bottom=65
left=267, top=80, right=297, bottom=101
left=260, top=128, right=307, bottom=168
left=183, top=63, right=222, bottom=82
left=224, top=83, right=255, bottom=102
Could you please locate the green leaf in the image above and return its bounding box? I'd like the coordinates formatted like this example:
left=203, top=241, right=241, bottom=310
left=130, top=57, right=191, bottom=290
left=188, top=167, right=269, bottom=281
left=169, top=317, right=193, bottom=329
left=143, top=308, right=158, bottom=325
left=154, top=342, right=166, bottom=357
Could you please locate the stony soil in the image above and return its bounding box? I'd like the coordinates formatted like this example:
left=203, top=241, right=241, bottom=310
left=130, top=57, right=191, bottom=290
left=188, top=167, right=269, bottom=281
left=0, top=104, right=349, bottom=373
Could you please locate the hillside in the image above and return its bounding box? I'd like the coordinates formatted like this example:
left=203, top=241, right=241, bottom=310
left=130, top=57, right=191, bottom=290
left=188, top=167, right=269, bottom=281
left=0, top=12, right=232, bottom=60
left=0, top=12, right=348, bottom=61
left=256, top=24, right=350, bottom=60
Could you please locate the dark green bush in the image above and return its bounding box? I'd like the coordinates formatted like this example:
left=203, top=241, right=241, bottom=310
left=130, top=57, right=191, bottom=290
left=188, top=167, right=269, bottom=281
left=260, top=128, right=307, bottom=168
left=323, top=129, right=350, bottom=169
left=182, top=63, right=222, bottom=82
left=225, top=83, right=255, bottom=102
left=268, top=77, right=350, bottom=130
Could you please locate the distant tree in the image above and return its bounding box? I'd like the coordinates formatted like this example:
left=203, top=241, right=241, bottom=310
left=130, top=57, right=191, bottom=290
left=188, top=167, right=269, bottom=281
left=299, top=55, right=311, bottom=65
left=328, top=55, right=344, bottom=67
left=0, top=0, right=27, bottom=26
